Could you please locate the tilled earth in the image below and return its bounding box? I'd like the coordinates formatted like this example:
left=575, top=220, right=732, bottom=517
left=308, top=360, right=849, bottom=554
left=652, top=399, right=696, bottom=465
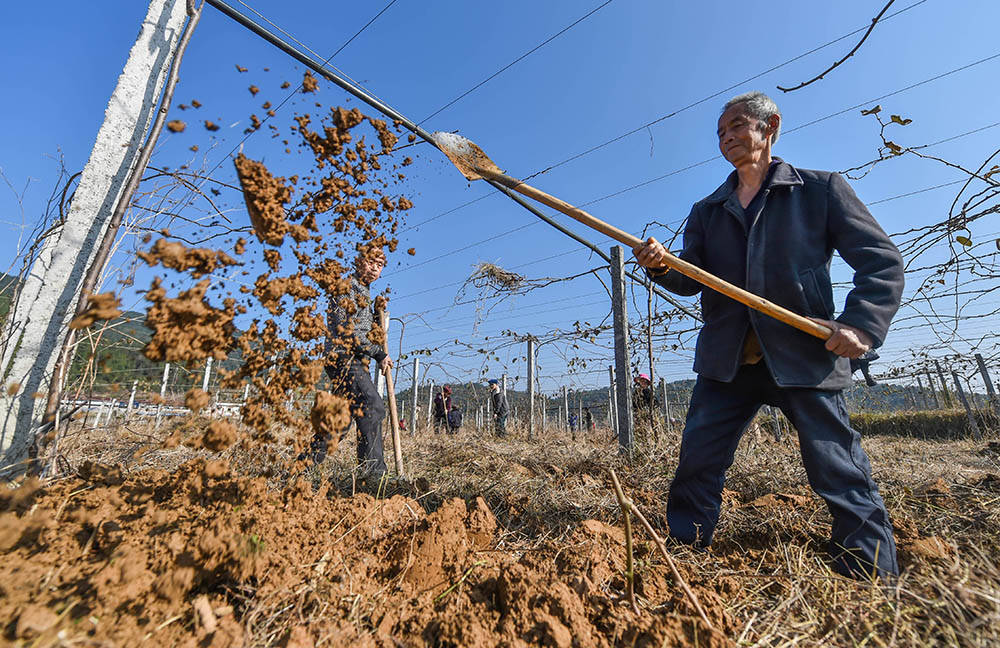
left=2, top=426, right=999, bottom=647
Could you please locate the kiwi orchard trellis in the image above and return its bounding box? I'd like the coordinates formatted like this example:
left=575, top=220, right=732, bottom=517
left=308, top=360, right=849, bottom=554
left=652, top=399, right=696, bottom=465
left=199, top=0, right=674, bottom=453
left=7, top=0, right=992, bottom=474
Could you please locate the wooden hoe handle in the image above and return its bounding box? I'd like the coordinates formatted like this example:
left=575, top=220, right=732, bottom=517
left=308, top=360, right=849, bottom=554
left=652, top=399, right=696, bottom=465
left=483, top=169, right=833, bottom=341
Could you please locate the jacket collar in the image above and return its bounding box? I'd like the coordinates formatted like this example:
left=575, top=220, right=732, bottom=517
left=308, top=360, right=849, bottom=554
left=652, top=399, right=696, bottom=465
left=703, top=157, right=803, bottom=204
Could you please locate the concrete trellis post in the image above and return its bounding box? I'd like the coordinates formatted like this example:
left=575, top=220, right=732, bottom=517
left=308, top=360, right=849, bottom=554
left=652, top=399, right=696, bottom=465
left=610, top=247, right=634, bottom=454
left=608, top=366, right=617, bottom=437
left=0, top=0, right=189, bottom=474
left=770, top=406, right=783, bottom=442
left=952, top=369, right=982, bottom=440
left=126, top=380, right=138, bottom=420
left=201, top=357, right=213, bottom=392
left=660, top=377, right=671, bottom=433
left=975, top=354, right=998, bottom=410
left=935, top=360, right=953, bottom=408
left=915, top=374, right=928, bottom=409
left=409, top=357, right=419, bottom=436
left=155, top=362, right=171, bottom=428
left=425, top=380, right=434, bottom=432
left=924, top=369, right=940, bottom=408
left=527, top=338, right=536, bottom=439
left=563, top=385, right=569, bottom=434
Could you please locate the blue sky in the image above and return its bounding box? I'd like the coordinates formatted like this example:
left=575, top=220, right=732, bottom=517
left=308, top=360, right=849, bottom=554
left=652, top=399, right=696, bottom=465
left=2, top=0, right=999, bottom=395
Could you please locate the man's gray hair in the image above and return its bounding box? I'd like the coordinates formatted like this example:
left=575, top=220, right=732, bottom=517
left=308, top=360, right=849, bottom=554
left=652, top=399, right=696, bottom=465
left=723, top=91, right=781, bottom=144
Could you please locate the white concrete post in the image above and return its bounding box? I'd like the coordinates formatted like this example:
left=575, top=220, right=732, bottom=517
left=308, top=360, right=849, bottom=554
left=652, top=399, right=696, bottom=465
left=126, top=380, right=138, bottom=420
left=201, top=357, right=213, bottom=392
left=563, top=385, right=569, bottom=433
left=425, top=379, right=434, bottom=432
left=155, top=362, right=170, bottom=429
left=660, top=377, right=671, bottom=433
left=0, top=0, right=188, bottom=474
left=608, top=365, right=618, bottom=437
left=408, top=357, right=420, bottom=436
left=527, top=339, right=535, bottom=438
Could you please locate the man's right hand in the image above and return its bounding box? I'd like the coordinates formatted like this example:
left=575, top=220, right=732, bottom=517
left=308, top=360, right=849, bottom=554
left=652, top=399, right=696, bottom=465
left=633, top=237, right=670, bottom=271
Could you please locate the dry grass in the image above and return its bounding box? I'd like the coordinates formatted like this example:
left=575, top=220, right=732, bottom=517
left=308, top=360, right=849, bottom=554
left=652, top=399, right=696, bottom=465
left=54, top=414, right=1000, bottom=646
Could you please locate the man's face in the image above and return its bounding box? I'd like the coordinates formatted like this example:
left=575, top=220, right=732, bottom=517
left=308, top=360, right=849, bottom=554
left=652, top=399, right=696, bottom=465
left=717, top=105, right=773, bottom=167
left=356, top=255, right=385, bottom=285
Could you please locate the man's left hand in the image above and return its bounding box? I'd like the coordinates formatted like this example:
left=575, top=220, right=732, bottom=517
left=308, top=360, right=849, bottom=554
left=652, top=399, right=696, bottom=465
left=809, top=318, right=873, bottom=359
left=380, top=356, right=394, bottom=374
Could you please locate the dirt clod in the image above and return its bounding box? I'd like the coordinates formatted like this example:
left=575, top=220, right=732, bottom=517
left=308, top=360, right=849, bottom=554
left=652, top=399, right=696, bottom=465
left=185, top=388, right=211, bottom=413
left=68, top=292, right=122, bottom=330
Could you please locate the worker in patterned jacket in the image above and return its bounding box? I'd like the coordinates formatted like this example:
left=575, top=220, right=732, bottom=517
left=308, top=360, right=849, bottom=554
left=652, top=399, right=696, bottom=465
left=303, top=248, right=392, bottom=483
left=635, top=91, right=904, bottom=581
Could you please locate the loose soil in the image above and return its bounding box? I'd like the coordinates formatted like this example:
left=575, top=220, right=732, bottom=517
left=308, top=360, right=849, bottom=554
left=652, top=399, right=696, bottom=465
left=3, top=427, right=999, bottom=646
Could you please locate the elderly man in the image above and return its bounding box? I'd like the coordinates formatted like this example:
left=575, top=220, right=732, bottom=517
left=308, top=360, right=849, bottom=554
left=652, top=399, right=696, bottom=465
left=635, top=91, right=904, bottom=580
left=304, top=249, right=393, bottom=484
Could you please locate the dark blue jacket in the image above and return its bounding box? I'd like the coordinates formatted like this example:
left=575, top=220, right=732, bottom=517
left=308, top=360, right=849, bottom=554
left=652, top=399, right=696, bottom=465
left=652, top=159, right=903, bottom=389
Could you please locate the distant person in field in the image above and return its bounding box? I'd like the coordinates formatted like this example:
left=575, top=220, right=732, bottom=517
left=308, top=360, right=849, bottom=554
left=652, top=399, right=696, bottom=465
left=447, top=404, right=463, bottom=434
left=583, top=406, right=594, bottom=432
left=634, top=91, right=904, bottom=580
left=632, top=373, right=657, bottom=417
left=633, top=374, right=654, bottom=407
left=433, top=385, right=452, bottom=433
left=568, top=412, right=578, bottom=433
left=488, top=378, right=509, bottom=437
left=303, top=248, right=392, bottom=484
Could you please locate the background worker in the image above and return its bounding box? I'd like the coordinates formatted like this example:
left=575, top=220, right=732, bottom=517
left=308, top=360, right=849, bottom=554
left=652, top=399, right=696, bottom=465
left=304, top=248, right=392, bottom=484
left=632, top=373, right=657, bottom=417
left=447, top=404, right=463, bottom=434
left=634, top=91, right=904, bottom=580
left=488, top=378, right=508, bottom=437
left=433, top=385, right=452, bottom=433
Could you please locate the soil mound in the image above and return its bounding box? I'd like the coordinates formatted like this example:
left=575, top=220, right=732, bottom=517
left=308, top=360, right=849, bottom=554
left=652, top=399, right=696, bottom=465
left=0, top=467, right=734, bottom=647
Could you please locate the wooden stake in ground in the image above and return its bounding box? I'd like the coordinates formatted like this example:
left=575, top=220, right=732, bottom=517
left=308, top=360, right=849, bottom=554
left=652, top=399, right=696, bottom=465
left=610, top=470, right=641, bottom=614
left=379, top=309, right=405, bottom=477
left=608, top=470, right=713, bottom=630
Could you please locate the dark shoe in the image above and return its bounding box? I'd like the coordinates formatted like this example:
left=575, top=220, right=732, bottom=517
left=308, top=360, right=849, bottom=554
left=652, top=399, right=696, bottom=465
left=297, top=448, right=326, bottom=465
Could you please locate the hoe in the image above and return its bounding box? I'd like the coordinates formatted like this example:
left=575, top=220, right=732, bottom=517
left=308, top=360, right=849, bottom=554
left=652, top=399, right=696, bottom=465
left=433, top=131, right=834, bottom=342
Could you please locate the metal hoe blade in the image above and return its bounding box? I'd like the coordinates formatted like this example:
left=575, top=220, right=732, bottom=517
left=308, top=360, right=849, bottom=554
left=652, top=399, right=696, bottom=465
left=431, top=131, right=505, bottom=181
